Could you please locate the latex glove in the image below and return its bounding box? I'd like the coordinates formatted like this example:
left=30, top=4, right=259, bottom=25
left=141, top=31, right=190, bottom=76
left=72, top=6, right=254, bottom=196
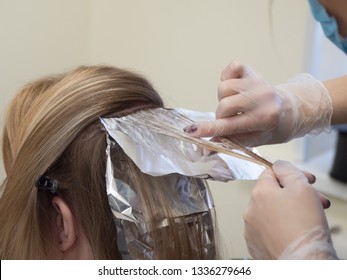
left=184, top=62, right=333, bottom=147
left=244, top=160, right=338, bottom=259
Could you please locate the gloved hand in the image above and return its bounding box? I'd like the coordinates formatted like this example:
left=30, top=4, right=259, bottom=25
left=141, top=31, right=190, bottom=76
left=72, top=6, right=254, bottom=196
left=244, top=160, right=338, bottom=260
left=183, top=62, right=333, bottom=147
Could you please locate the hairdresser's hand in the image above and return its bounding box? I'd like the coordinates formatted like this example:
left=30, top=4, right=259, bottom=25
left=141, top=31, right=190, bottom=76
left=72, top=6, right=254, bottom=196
left=244, top=161, right=337, bottom=260
left=184, top=62, right=333, bottom=147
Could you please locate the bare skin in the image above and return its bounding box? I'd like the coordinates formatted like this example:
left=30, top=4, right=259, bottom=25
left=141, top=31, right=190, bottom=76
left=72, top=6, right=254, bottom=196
left=324, top=75, right=347, bottom=125
left=52, top=196, right=94, bottom=259
left=320, top=0, right=347, bottom=37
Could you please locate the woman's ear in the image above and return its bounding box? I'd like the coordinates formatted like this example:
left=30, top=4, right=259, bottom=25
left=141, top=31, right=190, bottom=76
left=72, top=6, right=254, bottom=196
left=51, top=196, right=77, bottom=252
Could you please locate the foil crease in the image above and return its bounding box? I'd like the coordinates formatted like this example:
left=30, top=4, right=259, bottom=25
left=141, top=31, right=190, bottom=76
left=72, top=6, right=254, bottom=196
left=106, top=136, right=214, bottom=259
left=102, top=108, right=265, bottom=259
left=101, top=108, right=265, bottom=181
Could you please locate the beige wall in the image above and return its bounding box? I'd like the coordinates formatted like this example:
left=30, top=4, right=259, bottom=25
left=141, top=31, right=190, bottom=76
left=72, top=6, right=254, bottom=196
left=0, top=0, right=90, bottom=179
left=89, top=0, right=311, bottom=110
left=88, top=0, right=313, bottom=164
left=0, top=0, right=313, bottom=259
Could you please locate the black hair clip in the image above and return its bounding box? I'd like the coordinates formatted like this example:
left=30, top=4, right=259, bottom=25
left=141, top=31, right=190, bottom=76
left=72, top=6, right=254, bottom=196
left=35, top=176, right=59, bottom=194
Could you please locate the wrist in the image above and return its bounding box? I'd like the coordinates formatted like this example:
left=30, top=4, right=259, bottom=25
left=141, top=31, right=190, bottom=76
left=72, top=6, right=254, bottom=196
left=278, top=227, right=338, bottom=260
left=323, top=76, right=347, bottom=125
left=275, top=74, right=332, bottom=140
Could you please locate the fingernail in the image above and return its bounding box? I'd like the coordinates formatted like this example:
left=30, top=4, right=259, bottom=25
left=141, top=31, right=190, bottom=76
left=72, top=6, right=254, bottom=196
left=325, top=199, right=331, bottom=209
left=320, top=193, right=331, bottom=209
left=203, top=149, right=217, bottom=157
left=309, top=174, right=316, bottom=184
left=183, top=124, right=198, bottom=134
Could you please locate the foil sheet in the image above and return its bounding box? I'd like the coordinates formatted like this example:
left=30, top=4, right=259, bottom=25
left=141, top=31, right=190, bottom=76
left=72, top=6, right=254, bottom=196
left=101, top=108, right=265, bottom=259
left=106, top=136, right=214, bottom=259
left=101, top=108, right=265, bottom=181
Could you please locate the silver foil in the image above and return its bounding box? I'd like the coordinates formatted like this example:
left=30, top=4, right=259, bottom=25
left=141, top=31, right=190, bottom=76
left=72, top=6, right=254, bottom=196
left=101, top=108, right=265, bottom=181
left=106, top=136, right=214, bottom=259
left=102, top=108, right=265, bottom=259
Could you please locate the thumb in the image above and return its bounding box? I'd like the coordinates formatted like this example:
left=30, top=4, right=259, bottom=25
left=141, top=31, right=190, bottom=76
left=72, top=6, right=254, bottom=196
left=255, top=167, right=279, bottom=190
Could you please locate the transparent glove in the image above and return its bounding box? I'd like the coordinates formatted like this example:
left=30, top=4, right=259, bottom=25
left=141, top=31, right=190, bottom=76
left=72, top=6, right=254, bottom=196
left=278, top=227, right=338, bottom=260
left=184, top=62, right=333, bottom=147
left=244, top=160, right=338, bottom=260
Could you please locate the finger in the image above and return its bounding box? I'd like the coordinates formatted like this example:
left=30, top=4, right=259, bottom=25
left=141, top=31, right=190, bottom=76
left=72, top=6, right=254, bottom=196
left=210, top=131, right=266, bottom=147
left=218, top=79, right=241, bottom=101
left=221, top=61, right=244, bottom=81
left=216, top=93, right=257, bottom=118
left=318, top=192, right=331, bottom=209
left=273, top=160, right=318, bottom=185
left=218, top=78, right=254, bottom=101
left=272, top=160, right=309, bottom=187
left=183, top=115, right=262, bottom=138
left=302, top=170, right=316, bottom=184
left=273, top=161, right=330, bottom=210
left=254, top=168, right=280, bottom=190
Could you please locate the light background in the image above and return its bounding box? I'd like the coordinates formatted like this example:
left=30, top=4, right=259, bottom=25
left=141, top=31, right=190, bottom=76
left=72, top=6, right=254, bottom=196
left=1, top=0, right=346, bottom=259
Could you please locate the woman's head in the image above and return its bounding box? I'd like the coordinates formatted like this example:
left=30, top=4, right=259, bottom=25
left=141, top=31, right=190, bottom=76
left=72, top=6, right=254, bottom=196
left=0, top=65, right=217, bottom=259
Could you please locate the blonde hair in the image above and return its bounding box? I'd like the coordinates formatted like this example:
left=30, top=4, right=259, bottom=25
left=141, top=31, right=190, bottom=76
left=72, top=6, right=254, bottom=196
left=0, top=65, right=217, bottom=259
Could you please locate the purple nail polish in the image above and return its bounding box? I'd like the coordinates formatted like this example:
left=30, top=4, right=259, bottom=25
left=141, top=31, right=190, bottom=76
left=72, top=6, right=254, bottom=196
left=184, top=125, right=198, bottom=134
left=325, top=199, right=331, bottom=209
